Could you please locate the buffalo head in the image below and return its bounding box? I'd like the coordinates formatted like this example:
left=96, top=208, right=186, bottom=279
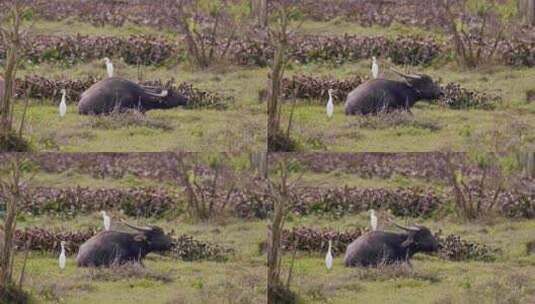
left=121, top=220, right=173, bottom=252
left=139, top=85, right=188, bottom=110
left=391, top=68, right=443, bottom=100
left=390, top=221, right=439, bottom=253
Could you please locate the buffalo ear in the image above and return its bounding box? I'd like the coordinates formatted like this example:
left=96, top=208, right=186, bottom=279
left=401, top=234, right=414, bottom=248
left=403, top=79, right=413, bottom=88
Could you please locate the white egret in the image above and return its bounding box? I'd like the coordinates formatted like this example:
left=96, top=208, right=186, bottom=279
left=326, top=89, right=334, bottom=118
left=370, top=209, right=378, bottom=231
left=59, top=241, right=66, bottom=270
left=59, top=89, right=67, bottom=118
left=371, top=56, right=379, bottom=79
left=101, top=210, right=111, bottom=231
left=325, top=240, right=333, bottom=270
left=103, top=57, right=114, bottom=78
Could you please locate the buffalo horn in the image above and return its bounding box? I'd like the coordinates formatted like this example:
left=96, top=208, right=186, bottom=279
left=140, top=85, right=160, bottom=90
left=145, top=89, right=169, bottom=98
left=387, top=218, right=420, bottom=232
left=389, top=67, right=422, bottom=80
left=120, top=219, right=153, bottom=231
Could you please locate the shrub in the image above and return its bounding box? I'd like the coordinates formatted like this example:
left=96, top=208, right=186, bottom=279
left=3, top=184, right=534, bottom=220
left=1, top=186, right=182, bottom=217
left=435, top=232, right=499, bottom=262
left=281, top=74, right=364, bottom=103
left=168, top=234, right=234, bottom=262
left=438, top=82, right=501, bottom=110
left=281, top=226, right=363, bottom=254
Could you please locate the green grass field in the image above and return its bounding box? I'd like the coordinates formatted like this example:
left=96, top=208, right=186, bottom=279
left=11, top=169, right=267, bottom=304
left=276, top=23, right=535, bottom=152
left=276, top=166, right=535, bottom=304
left=281, top=62, right=535, bottom=152
left=12, top=17, right=535, bottom=152
left=12, top=18, right=267, bottom=152
left=283, top=215, right=535, bottom=303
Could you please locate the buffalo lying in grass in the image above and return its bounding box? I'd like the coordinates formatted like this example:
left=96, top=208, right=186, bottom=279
left=344, top=68, right=443, bottom=115
left=76, top=220, right=173, bottom=267
left=78, top=77, right=187, bottom=115
left=344, top=221, right=438, bottom=267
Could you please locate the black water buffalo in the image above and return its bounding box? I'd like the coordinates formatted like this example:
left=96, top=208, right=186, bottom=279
left=345, top=68, right=443, bottom=115
left=78, top=77, right=187, bottom=115
left=344, top=222, right=438, bottom=267
left=76, top=221, right=173, bottom=267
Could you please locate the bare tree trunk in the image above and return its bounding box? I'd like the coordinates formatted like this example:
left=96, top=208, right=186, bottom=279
left=267, top=6, right=289, bottom=146
left=0, top=1, right=31, bottom=146
left=267, top=161, right=288, bottom=304
left=519, top=0, right=535, bottom=26
left=0, top=77, right=4, bottom=111
left=0, top=156, right=23, bottom=292
left=251, top=0, right=268, bottom=28
left=249, top=152, right=268, bottom=178
left=519, top=152, right=535, bottom=178
left=0, top=30, right=18, bottom=137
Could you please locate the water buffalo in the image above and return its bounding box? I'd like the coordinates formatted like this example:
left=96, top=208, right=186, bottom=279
left=78, top=77, right=187, bottom=115
left=344, top=68, right=443, bottom=115
left=344, top=221, right=438, bottom=267
left=76, top=221, right=173, bottom=267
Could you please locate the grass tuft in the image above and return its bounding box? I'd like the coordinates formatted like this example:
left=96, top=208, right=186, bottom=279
left=0, top=131, right=33, bottom=152
left=82, top=109, right=174, bottom=131
left=0, top=284, right=32, bottom=304
left=346, top=111, right=442, bottom=132
left=526, top=240, right=535, bottom=256
left=350, top=263, right=441, bottom=283
left=82, top=263, right=174, bottom=283
left=436, top=272, right=535, bottom=304
left=36, top=281, right=94, bottom=303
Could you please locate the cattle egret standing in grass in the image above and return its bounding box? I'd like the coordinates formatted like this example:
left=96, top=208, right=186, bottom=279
left=326, top=89, right=334, bottom=118
left=371, top=56, right=379, bottom=79
left=101, top=210, right=111, bottom=231
left=325, top=240, right=333, bottom=270
left=59, top=89, right=67, bottom=118
left=59, top=241, right=66, bottom=270
left=370, top=209, right=378, bottom=231
left=103, top=57, right=114, bottom=78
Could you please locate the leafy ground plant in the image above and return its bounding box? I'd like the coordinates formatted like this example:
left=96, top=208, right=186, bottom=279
left=81, top=109, right=174, bottom=131
left=350, top=262, right=440, bottom=283
left=346, top=110, right=442, bottom=131
left=82, top=263, right=174, bottom=283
